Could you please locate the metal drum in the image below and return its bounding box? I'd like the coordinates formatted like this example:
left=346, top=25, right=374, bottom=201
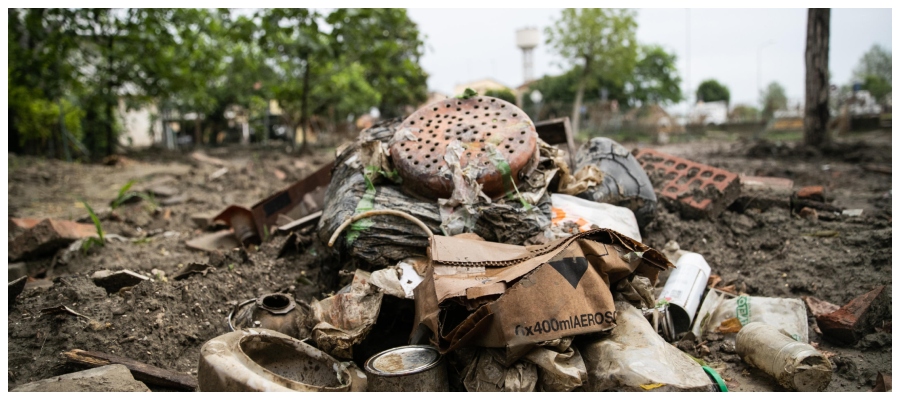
left=364, top=345, right=448, bottom=392
left=390, top=96, right=539, bottom=199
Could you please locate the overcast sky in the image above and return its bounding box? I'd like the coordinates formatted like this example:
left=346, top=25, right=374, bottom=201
left=407, top=8, right=892, bottom=112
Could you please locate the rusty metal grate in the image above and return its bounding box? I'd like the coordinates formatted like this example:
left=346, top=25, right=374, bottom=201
left=390, top=96, right=539, bottom=199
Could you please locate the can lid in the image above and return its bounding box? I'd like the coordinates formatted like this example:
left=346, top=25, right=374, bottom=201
left=365, top=345, right=442, bottom=377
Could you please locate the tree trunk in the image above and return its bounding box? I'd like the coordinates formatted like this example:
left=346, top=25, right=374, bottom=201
left=804, top=8, right=830, bottom=148
left=106, top=34, right=115, bottom=157
left=194, top=117, right=202, bottom=146
left=571, top=57, right=591, bottom=137
left=299, top=53, right=311, bottom=154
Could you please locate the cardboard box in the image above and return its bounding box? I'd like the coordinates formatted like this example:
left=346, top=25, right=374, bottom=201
left=413, top=228, right=672, bottom=352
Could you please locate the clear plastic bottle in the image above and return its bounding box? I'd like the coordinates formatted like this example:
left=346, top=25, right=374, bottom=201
left=735, top=322, right=833, bottom=391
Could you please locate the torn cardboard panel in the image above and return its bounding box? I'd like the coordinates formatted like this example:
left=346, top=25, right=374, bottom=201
left=414, top=228, right=672, bottom=352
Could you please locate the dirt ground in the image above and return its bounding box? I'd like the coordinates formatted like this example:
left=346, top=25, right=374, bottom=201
left=6, top=129, right=892, bottom=392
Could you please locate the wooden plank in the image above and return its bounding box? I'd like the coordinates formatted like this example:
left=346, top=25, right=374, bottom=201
left=63, top=349, right=197, bottom=391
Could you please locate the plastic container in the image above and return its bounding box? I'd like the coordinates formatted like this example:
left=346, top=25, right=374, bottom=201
left=735, top=322, right=833, bottom=391
left=657, top=252, right=711, bottom=334
left=198, top=328, right=366, bottom=392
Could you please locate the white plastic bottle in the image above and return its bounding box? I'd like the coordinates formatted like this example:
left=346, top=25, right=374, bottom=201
left=657, top=251, right=711, bottom=334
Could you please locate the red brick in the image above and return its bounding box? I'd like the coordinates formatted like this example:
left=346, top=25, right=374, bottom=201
left=797, top=185, right=825, bottom=201
left=633, top=149, right=741, bottom=219
left=817, top=285, right=888, bottom=345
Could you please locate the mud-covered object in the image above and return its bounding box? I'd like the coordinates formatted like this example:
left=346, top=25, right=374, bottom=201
left=579, top=302, right=713, bottom=392
left=318, top=119, right=552, bottom=268
left=574, top=137, right=657, bottom=229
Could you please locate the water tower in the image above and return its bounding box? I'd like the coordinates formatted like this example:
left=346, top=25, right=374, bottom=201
left=516, top=27, right=540, bottom=82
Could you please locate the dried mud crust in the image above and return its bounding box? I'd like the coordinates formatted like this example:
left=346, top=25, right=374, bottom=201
left=7, top=133, right=892, bottom=392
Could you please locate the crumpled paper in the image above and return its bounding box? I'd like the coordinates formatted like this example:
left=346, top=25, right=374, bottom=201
left=439, top=140, right=485, bottom=236
left=463, top=348, right=538, bottom=392
left=523, top=337, right=588, bottom=392
left=309, top=270, right=383, bottom=359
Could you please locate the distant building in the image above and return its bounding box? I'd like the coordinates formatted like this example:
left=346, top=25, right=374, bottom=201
left=688, top=101, right=728, bottom=125
left=453, top=78, right=511, bottom=97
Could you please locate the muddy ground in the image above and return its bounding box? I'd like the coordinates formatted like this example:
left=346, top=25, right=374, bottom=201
left=6, top=129, right=892, bottom=392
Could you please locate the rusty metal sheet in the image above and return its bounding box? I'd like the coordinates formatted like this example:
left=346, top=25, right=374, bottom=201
left=534, top=117, right=576, bottom=168
left=211, top=161, right=333, bottom=245
left=390, top=96, right=539, bottom=199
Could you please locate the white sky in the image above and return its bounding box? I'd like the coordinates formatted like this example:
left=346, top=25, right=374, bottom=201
left=408, top=8, right=892, bottom=112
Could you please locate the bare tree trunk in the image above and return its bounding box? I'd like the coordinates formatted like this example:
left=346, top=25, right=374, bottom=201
left=571, top=57, right=592, bottom=137
left=299, top=53, right=311, bottom=154
left=804, top=8, right=830, bottom=148
left=106, top=34, right=116, bottom=157
left=194, top=117, right=202, bottom=146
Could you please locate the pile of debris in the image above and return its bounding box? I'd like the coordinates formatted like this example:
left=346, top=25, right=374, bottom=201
left=9, top=95, right=890, bottom=392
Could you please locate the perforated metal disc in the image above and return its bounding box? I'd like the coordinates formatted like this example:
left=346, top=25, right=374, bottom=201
left=390, top=96, right=539, bottom=199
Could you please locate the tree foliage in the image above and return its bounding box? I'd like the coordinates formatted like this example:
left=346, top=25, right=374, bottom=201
left=8, top=8, right=430, bottom=158
left=853, top=44, right=891, bottom=83
left=759, top=81, right=788, bottom=119
left=483, top=89, right=517, bottom=104
left=630, top=45, right=682, bottom=105
left=696, top=79, right=730, bottom=105
left=545, top=8, right=638, bottom=134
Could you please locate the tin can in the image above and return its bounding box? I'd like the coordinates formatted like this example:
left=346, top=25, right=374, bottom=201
left=657, top=252, right=711, bottom=334
left=364, top=345, right=448, bottom=392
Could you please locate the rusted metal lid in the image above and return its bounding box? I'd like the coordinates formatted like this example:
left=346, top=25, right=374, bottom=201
left=364, top=345, right=442, bottom=377
left=390, top=96, right=539, bottom=199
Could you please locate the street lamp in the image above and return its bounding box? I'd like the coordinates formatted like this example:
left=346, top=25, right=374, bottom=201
left=757, top=40, right=775, bottom=96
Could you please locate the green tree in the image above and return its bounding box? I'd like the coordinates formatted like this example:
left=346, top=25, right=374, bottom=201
left=760, top=81, right=788, bottom=119
left=630, top=45, right=682, bottom=105
left=256, top=8, right=330, bottom=153
left=483, top=88, right=517, bottom=104
left=861, top=75, right=891, bottom=101
left=696, top=79, right=730, bottom=105
left=545, top=8, right=638, bottom=135
left=853, top=44, right=891, bottom=83
left=328, top=9, right=428, bottom=118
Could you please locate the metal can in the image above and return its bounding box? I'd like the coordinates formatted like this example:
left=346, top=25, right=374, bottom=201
left=364, top=345, right=448, bottom=392
left=657, top=252, right=711, bottom=334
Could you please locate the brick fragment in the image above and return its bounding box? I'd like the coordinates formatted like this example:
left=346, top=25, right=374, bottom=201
left=8, top=218, right=99, bottom=261
left=816, top=285, right=888, bottom=345
left=797, top=185, right=825, bottom=201
left=633, top=149, right=740, bottom=219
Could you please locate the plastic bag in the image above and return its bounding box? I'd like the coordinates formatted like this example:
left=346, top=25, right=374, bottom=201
left=549, top=193, right=642, bottom=241
left=579, top=302, right=712, bottom=392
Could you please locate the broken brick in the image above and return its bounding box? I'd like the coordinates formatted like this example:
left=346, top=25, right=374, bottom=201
left=8, top=218, right=99, bottom=261
left=797, top=185, right=825, bottom=202
left=803, top=295, right=840, bottom=317
left=816, top=285, right=889, bottom=345
left=633, top=149, right=741, bottom=219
